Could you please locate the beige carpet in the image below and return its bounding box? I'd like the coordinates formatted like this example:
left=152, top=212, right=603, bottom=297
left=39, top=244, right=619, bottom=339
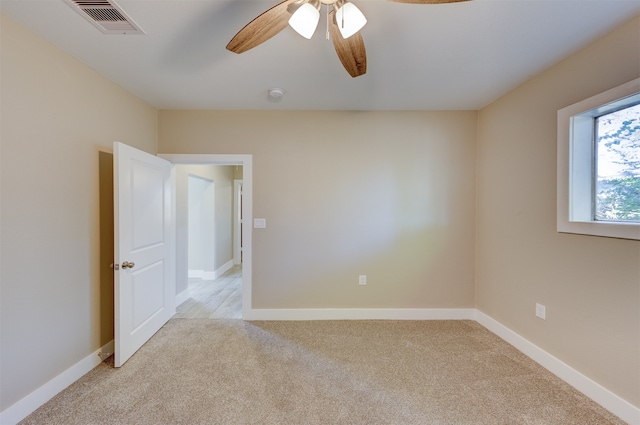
left=21, top=319, right=625, bottom=424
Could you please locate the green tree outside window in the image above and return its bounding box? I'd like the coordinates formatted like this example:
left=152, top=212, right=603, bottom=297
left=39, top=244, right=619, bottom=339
left=595, top=103, right=640, bottom=222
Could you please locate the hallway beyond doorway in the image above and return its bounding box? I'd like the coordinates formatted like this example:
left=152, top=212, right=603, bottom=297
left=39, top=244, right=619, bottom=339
left=175, top=265, right=242, bottom=319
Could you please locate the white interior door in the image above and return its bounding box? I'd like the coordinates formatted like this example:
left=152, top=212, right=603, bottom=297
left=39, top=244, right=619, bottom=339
left=114, top=142, right=175, bottom=367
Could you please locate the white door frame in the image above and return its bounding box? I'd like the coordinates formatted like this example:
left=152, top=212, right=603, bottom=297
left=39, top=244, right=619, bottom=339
left=159, top=154, right=252, bottom=319
left=233, top=179, right=243, bottom=265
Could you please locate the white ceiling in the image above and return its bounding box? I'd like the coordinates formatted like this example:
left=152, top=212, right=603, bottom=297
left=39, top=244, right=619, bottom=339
left=2, top=0, right=639, bottom=110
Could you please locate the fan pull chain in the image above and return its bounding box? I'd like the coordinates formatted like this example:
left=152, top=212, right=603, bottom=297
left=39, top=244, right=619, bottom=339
left=325, top=5, right=330, bottom=40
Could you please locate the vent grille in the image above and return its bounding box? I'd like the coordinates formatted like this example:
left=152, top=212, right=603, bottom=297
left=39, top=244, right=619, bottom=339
left=83, top=8, right=127, bottom=23
left=63, top=0, right=144, bottom=34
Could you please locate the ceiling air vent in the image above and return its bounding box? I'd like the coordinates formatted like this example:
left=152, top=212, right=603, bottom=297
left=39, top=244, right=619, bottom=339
left=63, top=0, right=144, bottom=34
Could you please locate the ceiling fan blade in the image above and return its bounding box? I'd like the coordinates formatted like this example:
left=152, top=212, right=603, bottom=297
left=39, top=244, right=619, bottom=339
left=329, top=11, right=367, bottom=78
left=386, top=0, right=470, bottom=3
left=226, top=0, right=299, bottom=54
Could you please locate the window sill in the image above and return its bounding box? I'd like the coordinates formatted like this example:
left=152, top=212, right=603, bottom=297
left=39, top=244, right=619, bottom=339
left=557, top=219, right=640, bottom=240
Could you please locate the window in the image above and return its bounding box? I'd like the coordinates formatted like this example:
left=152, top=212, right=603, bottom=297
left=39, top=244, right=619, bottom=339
left=594, top=104, right=640, bottom=222
left=557, top=78, right=640, bottom=240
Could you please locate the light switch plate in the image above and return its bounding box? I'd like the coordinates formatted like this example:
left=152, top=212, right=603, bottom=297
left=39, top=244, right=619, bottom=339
left=254, top=218, right=266, bottom=228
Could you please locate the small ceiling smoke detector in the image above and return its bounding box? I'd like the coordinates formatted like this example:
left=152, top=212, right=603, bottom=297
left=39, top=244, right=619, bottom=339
left=268, top=88, right=285, bottom=102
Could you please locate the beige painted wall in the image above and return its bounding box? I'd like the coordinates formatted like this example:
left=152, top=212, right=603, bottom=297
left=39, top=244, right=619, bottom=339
left=0, top=13, right=157, bottom=411
left=159, top=110, right=478, bottom=309
left=175, top=165, right=236, bottom=295
left=2, top=5, right=638, bottom=419
left=476, top=16, right=640, bottom=407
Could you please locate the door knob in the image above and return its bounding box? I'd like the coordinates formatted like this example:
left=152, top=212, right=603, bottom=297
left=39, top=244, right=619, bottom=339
left=121, top=261, right=135, bottom=269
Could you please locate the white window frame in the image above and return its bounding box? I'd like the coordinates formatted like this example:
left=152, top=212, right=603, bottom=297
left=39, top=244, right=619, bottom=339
left=557, top=77, right=640, bottom=241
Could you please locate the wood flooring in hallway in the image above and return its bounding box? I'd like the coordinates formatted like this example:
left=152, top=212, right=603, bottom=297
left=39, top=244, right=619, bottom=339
left=175, top=264, right=242, bottom=319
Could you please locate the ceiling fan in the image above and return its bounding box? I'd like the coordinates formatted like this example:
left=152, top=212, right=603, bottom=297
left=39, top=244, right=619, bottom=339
left=226, top=0, right=471, bottom=78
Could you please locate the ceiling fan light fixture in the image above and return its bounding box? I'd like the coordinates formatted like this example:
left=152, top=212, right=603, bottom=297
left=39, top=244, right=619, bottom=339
left=288, top=1, right=320, bottom=39
left=334, top=1, right=367, bottom=39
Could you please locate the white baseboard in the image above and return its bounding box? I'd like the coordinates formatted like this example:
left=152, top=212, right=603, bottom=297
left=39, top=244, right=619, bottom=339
left=214, top=260, right=234, bottom=279
left=242, top=308, right=476, bottom=321
left=203, top=260, right=234, bottom=280
left=190, top=261, right=234, bottom=281
left=175, top=288, right=190, bottom=306
left=0, top=340, right=114, bottom=425
left=475, top=311, right=640, bottom=425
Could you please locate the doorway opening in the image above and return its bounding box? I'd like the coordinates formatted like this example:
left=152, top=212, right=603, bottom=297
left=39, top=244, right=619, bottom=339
left=176, top=165, right=242, bottom=318
left=159, top=154, right=253, bottom=320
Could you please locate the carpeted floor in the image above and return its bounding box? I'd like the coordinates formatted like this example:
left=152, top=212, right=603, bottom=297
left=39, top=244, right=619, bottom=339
left=20, top=319, right=625, bottom=424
